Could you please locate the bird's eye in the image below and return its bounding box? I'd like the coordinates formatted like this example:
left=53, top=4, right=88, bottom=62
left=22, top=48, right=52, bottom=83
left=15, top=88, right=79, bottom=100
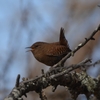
left=32, top=42, right=41, bottom=48
left=34, top=45, right=39, bottom=48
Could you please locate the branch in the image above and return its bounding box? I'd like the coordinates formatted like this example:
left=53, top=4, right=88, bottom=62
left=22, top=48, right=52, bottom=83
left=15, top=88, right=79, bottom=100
left=53, top=24, right=100, bottom=67
left=4, top=59, right=100, bottom=100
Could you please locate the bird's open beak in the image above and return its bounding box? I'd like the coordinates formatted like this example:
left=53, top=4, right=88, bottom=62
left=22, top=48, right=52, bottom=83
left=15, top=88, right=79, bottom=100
left=25, top=47, right=33, bottom=52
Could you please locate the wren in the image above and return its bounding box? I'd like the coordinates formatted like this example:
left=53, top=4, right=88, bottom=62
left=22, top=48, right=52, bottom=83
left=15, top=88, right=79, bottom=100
left=26, top=28, right=71, bottom=66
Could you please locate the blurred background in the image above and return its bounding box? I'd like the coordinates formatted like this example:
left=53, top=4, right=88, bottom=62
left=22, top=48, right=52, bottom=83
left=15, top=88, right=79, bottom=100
left=0, top=0, right=100, bottom=100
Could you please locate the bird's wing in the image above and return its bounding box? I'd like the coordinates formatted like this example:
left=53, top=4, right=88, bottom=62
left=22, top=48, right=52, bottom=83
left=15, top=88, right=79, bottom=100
left=46, top=45, right=70, bottom=57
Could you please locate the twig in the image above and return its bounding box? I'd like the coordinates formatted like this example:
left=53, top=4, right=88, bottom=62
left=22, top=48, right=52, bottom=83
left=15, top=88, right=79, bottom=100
left=67, top=58, right=92, bottom=69
left=50, top=60, right=100, bottom=80
left=39, top=90, right=48, bottom=100
left=15, top=74, right=20, bottom=87
left=53, top=24, right=100, bottom=67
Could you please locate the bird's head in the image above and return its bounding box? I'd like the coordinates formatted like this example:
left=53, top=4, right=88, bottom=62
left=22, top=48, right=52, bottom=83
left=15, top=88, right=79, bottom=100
left=26, top=42, right=46, bottom=53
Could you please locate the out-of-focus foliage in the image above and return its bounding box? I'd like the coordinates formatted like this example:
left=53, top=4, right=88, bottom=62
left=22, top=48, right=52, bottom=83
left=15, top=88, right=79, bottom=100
left=0, top=0, right=100, bottom=100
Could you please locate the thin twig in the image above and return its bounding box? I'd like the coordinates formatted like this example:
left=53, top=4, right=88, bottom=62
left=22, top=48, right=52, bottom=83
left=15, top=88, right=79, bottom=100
left=39, top=90, right=48, bottom=100
left=67, top=58, right=92, bottom=69
left=15, top=74, right=20, bottom=87
left=51, top=60, right=100, bottom=79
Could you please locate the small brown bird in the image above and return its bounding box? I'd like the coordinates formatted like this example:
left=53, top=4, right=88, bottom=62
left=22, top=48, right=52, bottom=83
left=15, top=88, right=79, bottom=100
left=26, top=28, right=71, bottom=66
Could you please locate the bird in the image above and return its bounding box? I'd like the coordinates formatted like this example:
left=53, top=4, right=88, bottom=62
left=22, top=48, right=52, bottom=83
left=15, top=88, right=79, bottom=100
left=26, top=28, right=71, bottom=66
